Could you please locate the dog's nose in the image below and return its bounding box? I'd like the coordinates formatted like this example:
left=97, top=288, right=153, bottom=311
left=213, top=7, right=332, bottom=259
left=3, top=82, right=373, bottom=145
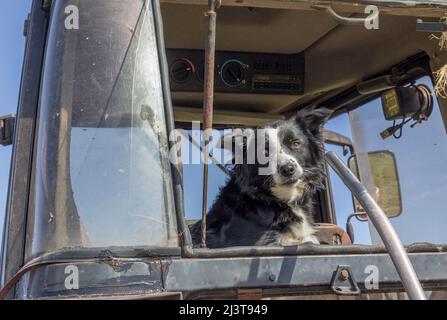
left=279, top=162, right=297, bottom=177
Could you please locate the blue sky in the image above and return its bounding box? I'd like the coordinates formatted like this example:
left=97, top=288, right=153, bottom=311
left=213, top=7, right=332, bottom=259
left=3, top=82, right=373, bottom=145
left=0, top=1, right=31, bottom=246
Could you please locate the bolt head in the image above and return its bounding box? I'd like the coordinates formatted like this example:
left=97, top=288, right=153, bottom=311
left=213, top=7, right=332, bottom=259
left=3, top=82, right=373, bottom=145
left=339, top=269, right=350, bottom=280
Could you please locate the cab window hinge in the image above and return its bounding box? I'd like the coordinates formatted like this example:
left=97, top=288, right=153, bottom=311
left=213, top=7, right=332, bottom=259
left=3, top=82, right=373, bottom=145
left=42, top=0, right=52, bottom=11
left=23, top=14, right=30, bottom=37
left=0, top=114, right=15, bottom=146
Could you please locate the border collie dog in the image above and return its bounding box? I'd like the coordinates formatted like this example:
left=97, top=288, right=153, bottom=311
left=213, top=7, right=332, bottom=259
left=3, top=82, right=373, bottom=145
left=190, top=108, right=332, bottom=248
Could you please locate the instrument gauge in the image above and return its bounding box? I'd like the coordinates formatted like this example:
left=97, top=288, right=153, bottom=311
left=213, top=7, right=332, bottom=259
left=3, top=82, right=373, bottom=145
left=220, top=60, right=247, bottom=87
left=170, top=59, right=195, bottom=83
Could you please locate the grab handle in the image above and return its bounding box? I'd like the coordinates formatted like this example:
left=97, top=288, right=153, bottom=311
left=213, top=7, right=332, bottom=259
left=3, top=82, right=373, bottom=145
left=312, top=5, right=378, bottom=26
left=325, top=151, right=426, bottom=300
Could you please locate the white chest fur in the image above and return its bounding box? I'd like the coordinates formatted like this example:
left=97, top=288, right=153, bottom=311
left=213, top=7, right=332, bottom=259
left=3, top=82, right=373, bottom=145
left=270, top=180, right=307, bottom=202
left=270, top=182, right=319, bottom=245
left=278, top=207, right=319, bottom=245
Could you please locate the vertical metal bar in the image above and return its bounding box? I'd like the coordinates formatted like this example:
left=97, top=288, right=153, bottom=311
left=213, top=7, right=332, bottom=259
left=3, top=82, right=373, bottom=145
left=1, top=0, right=49, bottom=296
left=348, top=111, right=382, bottom=245
left=201, top=0, right=218, bottom=248
left=153, top=0, right=194, bottom=253
left=325, top=151, right=426, bottom=300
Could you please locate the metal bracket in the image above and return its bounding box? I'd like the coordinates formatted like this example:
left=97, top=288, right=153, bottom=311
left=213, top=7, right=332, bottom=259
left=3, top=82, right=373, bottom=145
left=312, top=5, right=378, bottom=26
left=42, top=0, right=52, bottom=11
left=0, top=114, right=15, bottom=146
left=23, top=14, right=30, bottom=37
left=330, top=265, right=361, bottom=295
left=416, top=19, right=447, bottom=33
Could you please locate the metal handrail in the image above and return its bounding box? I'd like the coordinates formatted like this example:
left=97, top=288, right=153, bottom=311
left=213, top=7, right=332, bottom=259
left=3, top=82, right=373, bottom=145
left=311, top=4, right=379, bottom=26
left=325, top=151, right=426, bottom=300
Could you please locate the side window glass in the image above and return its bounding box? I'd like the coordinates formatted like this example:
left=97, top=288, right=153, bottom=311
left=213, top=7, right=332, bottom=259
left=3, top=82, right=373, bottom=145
left=180, top=129, right=230, bottom=221
left=349, top=76, right=447, bottom=245
left=324, top=114, right=372, bottom=244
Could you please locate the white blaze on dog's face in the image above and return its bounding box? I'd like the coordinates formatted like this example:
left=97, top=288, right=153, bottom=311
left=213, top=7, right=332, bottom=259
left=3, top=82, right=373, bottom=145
left=264, top=109, right=330, bottom=203
left=258, top=127, right=305, bottom=203
left=270, top=128, right=304, bottom=185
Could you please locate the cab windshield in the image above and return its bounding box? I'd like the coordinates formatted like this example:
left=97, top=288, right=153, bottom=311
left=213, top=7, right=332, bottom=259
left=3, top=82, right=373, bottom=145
left=26, top=0, right=178, bottom=258
left=25, top=0, right=447, bottom=259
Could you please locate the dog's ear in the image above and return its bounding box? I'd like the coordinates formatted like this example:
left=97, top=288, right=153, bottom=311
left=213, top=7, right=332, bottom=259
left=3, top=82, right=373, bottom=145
left=295, top=107, right=333, bottom=134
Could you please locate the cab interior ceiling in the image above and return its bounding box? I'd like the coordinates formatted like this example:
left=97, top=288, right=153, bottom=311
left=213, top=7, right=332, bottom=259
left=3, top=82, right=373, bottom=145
left=160, top=1, right=447, bottom=125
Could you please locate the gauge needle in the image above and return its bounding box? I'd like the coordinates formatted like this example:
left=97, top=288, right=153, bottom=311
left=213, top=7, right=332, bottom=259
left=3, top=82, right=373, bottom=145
left=173, top=67, right=191, bottom=75
left=228, top=68, right=240, bottom=81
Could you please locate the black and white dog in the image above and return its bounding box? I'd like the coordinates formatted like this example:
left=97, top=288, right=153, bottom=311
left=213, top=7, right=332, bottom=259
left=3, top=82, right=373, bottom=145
left=190, top=108, right=332, bottom=248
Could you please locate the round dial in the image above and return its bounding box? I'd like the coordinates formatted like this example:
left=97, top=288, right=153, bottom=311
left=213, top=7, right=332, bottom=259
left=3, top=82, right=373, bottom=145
left=170, top=59, right=195, bottom=83
left=220, top=60, right=246, bottom=87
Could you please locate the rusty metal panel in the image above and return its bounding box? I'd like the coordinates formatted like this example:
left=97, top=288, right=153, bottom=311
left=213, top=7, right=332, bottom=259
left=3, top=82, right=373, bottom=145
left=164, top=253, right=447, bottom=294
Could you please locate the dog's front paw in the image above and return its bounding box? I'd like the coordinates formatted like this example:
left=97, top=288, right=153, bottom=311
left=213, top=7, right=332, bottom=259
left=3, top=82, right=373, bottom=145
left=302, top=235, right=320, bottom=245
left=279, top=234, right=320, bottom=246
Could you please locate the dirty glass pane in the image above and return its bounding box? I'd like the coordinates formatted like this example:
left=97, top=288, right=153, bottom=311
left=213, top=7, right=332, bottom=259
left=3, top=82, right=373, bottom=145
left=27, top=0, right=178, bottom=258
left=325, top=114, right=373, bottom=245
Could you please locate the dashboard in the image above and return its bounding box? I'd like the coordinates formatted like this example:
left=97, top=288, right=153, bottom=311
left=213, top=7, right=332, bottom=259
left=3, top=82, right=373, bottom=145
left=166, top=49, right=305, bottom=95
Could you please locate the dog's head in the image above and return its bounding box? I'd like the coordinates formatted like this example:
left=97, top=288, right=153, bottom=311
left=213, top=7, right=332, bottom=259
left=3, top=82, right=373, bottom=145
left=222, top=108, right=332, bottom=203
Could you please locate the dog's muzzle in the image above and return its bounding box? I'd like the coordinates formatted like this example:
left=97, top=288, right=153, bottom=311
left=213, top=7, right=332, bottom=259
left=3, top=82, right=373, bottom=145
left=279, top=162, right=298, bottom=177
left=276, top=160, right=303, bottom=185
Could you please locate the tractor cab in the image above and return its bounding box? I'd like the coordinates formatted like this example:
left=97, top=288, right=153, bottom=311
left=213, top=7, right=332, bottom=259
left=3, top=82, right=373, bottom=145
left=1, top=0, right=447, bottom=299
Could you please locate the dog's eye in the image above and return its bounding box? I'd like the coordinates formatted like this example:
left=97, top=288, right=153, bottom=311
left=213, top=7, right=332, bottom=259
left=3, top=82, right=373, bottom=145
left=291, top=141, right=301, bottom=150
